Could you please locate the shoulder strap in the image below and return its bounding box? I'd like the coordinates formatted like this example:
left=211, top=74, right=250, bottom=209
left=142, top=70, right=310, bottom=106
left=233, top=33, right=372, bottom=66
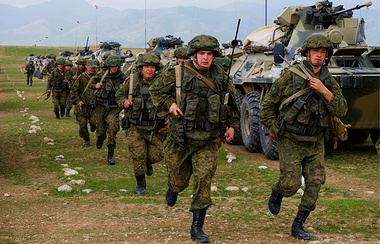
left=182, top=65, right=217, bottom=92
left=279, top=87, right=312, bottom=110
left=175, top=65, right=182, bottom=107
left=86, top=70, right=108, bottom=95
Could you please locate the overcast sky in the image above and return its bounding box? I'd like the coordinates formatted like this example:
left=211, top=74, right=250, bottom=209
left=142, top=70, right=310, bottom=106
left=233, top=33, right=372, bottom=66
left=0, top=0, right=378, bottom=10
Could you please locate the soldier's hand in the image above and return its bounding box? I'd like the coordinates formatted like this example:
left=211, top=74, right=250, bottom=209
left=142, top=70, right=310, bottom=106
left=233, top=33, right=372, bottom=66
left=96, top=82, right=103, bottom=89
left=78, top=101, right=84, bottom=107
left=64, top=79, right=69, bottom=83
left=224, top=127, right=235, bottom=143
left=123, top=100, right=132, bottom=108
left=73, top=75, right=77, bottom=79
left=169, top=103, right=183, bottom=116
left=269, top=130, right=279, bottom=142
left=309, top=77, right=333, bottom=102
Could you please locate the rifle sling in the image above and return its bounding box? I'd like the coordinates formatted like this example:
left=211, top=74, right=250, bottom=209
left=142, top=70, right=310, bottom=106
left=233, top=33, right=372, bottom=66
left=89, top=69, right=109, bottom=95
left=175, top=65, right=182, bottom=107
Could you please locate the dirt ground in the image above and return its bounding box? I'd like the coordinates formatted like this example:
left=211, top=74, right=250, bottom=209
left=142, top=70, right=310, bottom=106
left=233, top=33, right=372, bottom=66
left=1, top=142, right=378, bottom=244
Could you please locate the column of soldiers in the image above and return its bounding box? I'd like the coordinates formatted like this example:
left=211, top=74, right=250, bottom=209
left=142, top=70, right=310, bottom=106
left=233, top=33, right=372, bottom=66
left=30, top=33, right=347, bottom=243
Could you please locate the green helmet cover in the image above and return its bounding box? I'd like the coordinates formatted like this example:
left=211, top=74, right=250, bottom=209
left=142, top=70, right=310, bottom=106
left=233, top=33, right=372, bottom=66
left=301, top=35, right=333, bottom=58
left=65, top=60, right=73, bottom=66
left=174, top=47, right=189, bottom=59
left=77, top=57, right=87, bottom=65
left=214, top=57, right=231, bottom=68
left=137, top=53, right=161, bottom=68
left=106, top=54, right=123, bottom=67
left=187, top=34, right=220, bottom=57
left=56, top=57, right=66, bottom=65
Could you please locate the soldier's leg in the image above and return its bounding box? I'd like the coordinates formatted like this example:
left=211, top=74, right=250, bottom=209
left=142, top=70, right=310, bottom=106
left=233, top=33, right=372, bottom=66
left=299, top=139, right=325, bottom=212
left=94, top=107, right=107, bottom=147
left=127, top=124, right=148, bottom=176
left=52, top=92, right=60, bottom=119
left=274, top=137, right=303, bottom=197
left=145, top=132, right=164, bottom=176
left=105, top=107, right=121, bottom=147
left=189, top=138, right=220, bottom=212
left=59, top=91, right=68, bottom=117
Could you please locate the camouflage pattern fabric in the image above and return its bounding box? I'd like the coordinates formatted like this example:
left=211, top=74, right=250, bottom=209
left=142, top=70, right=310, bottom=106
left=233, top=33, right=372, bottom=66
left=71, top=72, right=97, bottom=139
left=260, top=60, right=347, bottom=213
left=25, top=63, right=35, bottom=84
left=47, top=67, right=69, bottom=114
left=91, top=106, right=121, bottom=147
left=51, top=90, right=69, bottom=114
left=273, top=136, right=325, bottom=212
left=164, top=134, right=221, bottom=211
left=126, top=124, right=164, bottom=176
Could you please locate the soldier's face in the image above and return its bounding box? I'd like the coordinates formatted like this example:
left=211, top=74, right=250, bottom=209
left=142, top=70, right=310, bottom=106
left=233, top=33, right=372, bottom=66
left=58, top=64, right=64, bottom=70
left=78, top=64, right=85, bottom=70
left=109, top=66, right=119, bottom=74
left=65, top=66, right=71, bottom=70
left=142, top=65, right=156, bottom=79
left=87, top=66, right=96, bottom=74
left=307, top=48, right=327, bottom=66
left=193, top=51, right=213, bottom=70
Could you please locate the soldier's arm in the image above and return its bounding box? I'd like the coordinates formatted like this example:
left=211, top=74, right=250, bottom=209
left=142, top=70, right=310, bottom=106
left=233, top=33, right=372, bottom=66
left=149, top=69, right=176, bottom=111
left=260, top=71, right=290, bottom=129
left=325, top=76, right=348, bottom=118
left=70, top=77, right=82, bottom=106
left=46, top=72, right=54, bottom=93
left=226, top=79, right=240, bottom=129
left=116, top=77, right=130, bottom=109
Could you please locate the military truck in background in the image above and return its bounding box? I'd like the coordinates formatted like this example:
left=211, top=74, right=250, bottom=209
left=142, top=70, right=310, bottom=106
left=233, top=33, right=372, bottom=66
left=225, top=0, right=379, bottom=159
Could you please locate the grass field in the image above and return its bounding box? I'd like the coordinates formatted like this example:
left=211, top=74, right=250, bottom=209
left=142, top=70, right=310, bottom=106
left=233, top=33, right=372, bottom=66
left=0, top=46, right=379, bottom=243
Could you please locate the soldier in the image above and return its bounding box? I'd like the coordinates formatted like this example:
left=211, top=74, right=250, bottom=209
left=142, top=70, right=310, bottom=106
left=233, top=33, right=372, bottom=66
left=260, top=35, right=348, bottom=240
left=214, top=56, right=231, bottom=74
left=173, top=47, right=189, bottom=65
left=90, top=54, right=125, bottom=165
left=70, top=59, right=98, bottom=147
left=116, top=53, right=164, bottom=196
left=25, top=60, right=35, bottom=86
left=65, top=58, right=87, bottom=118
left=42, top=54, right=57, bottom=75
left=46, top=57, right=69, bottom=119
left=150, top=34, right=240, bottom=243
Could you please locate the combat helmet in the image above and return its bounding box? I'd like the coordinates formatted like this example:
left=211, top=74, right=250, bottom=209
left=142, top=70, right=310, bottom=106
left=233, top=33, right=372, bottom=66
left=301, top=35, right=333, bottom=59
left=136, top=53, right=161, bottom=68
left=77, top=57, right=87, bottom=65
left=187, top=34, right=220, bottom=57
left=106, top=54, right=123, bottom=67
left=65, top=60, right=73, bottom=66
left=56, top=57, right=66, bottom=65
left=174, top=47, right=189, bottom=59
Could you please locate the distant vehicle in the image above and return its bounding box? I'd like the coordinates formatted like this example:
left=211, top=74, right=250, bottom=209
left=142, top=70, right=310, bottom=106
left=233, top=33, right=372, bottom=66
left=225, top=0, right=379, bottom=159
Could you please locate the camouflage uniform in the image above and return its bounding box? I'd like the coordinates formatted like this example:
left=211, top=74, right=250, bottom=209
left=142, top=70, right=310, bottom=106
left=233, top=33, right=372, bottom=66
left=90, top=55, right=124, bottom=165
left=65, top=58, right=87, bottom=117
left=42, top=55, right=57, bottom=75
left=260, top=35, right=348, bottom=240
left=116, top=53, right=164, bottom=195
left=46, top=58, right=69, bottom=119
left=70, top=60, right=98, bottom=146
left=150, top=42, right=240, bottom=211
left=25, top=61, right=35, bottom=86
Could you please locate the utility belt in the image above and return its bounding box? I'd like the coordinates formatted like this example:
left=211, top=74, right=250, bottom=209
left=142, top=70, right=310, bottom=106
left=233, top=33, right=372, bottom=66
left=285, top=123, right=323, bottom=136
left=185, top=120, right=218, bottom=131
left=129, top=119, right=156, bottom=127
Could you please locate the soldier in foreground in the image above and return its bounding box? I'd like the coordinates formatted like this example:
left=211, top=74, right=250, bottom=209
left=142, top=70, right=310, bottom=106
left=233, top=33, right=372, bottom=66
left=42, top=54, right=57, bottom=76
left=150, top=35, right=240, bottom=243
left=25, top=60, right=35, bottom=86
left=90, top=55, right=125, bottom=165
left=46, top=57, right=69, bottom=119
left=70, top=59, right=98, bottom=147
left=116, top=53, right=164, bottom=196
left=260, top=35, right=348, bottom=240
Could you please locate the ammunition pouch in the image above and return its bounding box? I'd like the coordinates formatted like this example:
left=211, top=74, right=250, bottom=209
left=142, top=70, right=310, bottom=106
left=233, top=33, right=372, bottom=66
left=169, top=115, right=185, bottom=146
left=283, top=97, right=306, bottom=124
left=285, top=123, right=323, bottom=136
left=121, top=115, right=130, bottom=130
left=207, top=94, right=221, bottom=124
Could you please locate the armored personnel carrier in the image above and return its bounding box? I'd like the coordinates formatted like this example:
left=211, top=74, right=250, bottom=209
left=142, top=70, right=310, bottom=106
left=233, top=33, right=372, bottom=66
left=226, top=1, right=378, bottom=159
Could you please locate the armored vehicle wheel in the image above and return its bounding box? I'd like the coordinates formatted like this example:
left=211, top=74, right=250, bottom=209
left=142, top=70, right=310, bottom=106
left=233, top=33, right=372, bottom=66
left=259, top=123, right=279, bottom=160
left=228, top=89, right=244, bottom=145
left=369, top=129, right=380, bottom=145
left=346, top=129, right=370, bottom=144
left=240, top=91, right=261, bottom=152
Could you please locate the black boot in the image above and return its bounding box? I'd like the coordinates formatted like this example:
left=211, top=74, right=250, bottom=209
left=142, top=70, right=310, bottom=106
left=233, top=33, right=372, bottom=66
left=165, top=188, right=178, bottom=207
left=65, top=109, right=71, bottom=117
left=146, top=163, right=153, bottom=176
left=107, top=145, right=116, bottom=165
left=60, top=109, right=65, bottom=117
left=190, top=209, right=210, bottom=243
left=291, top=210, right=311, bottom=240
left=96, top=138, right=104, bottom=149
left=268, top=182, right=283, bottom=215
left=55, top=112, right=60, bottom=119
left=82, top=138, right=90, bottom=147
left=135, top=175, right=146, bottom=196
